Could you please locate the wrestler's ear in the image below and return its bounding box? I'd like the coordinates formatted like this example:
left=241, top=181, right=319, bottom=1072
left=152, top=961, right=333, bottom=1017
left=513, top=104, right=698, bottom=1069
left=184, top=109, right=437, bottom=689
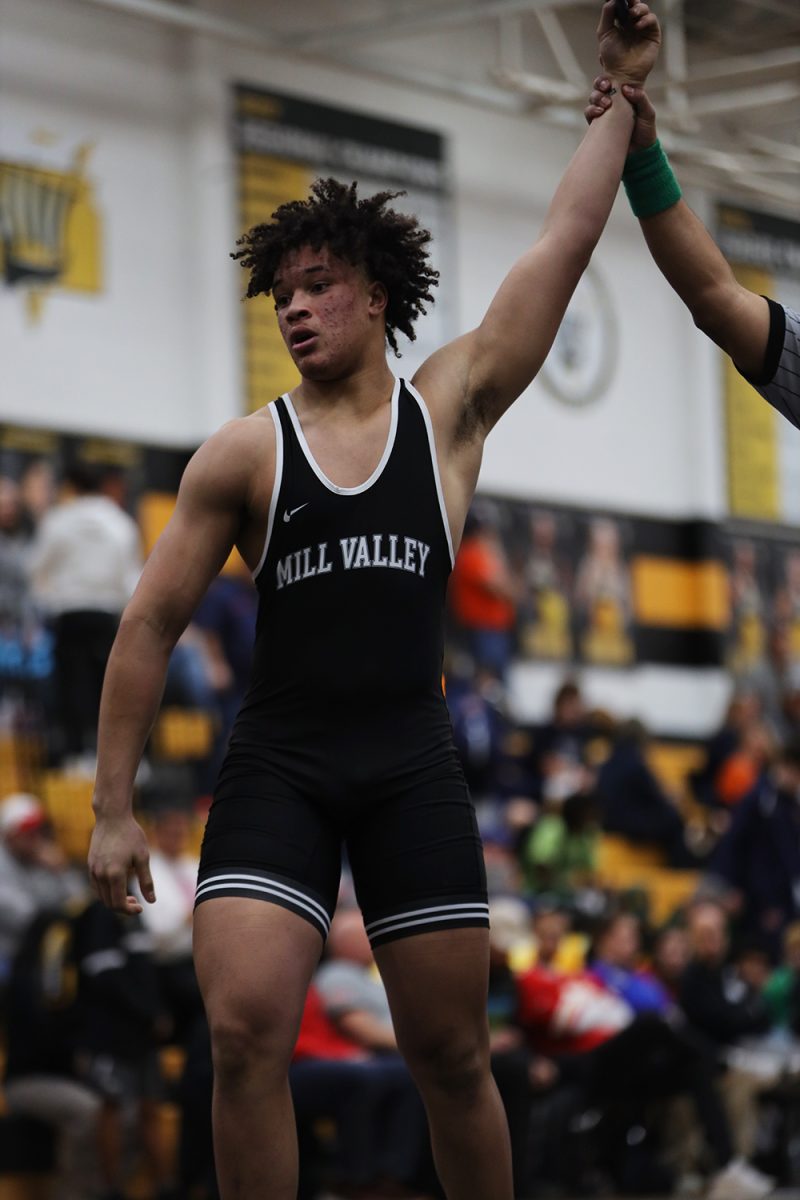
left=368, top=279, right=388, bottom=316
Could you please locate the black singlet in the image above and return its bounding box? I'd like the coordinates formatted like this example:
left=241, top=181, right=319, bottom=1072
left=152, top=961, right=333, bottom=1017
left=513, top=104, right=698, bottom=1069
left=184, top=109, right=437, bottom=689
left=198, top=378, right=488, bottom=946
left=217, top=376, right=463, bottom=804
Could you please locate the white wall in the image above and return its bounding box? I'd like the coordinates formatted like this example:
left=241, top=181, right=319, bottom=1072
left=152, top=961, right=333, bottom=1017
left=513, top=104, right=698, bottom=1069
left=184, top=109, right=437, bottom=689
left=1, top=0, right=728, bottom=521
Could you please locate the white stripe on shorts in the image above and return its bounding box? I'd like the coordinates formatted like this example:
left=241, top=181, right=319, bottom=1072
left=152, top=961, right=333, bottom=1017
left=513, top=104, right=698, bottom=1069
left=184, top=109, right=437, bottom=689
left=365, top=901, right=490, bottom=935
left=195, top=872, right=331, bottom=934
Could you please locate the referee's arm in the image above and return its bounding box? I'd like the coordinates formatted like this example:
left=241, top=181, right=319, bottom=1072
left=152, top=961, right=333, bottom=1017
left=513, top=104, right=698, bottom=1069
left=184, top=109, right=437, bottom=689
left=587, top=82, right=798, bottom=424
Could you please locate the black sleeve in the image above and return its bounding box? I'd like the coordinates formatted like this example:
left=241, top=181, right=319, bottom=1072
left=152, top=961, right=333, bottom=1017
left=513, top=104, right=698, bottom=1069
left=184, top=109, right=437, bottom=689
left=739, top=297, right=786, bottom=387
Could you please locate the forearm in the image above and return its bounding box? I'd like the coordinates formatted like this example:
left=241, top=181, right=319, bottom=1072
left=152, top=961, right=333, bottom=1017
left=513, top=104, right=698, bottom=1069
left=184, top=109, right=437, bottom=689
left=93, top=614, right=175, bottom=817
left=540, top=90, right=636, bottom=265
left=640, top=201, right=737, bottom=334
left=627, top=150, right=770, bottom=376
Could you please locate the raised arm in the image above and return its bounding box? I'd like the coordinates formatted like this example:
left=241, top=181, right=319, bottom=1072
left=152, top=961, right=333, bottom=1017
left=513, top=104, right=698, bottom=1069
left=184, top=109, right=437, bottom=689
left=585, top=81, right=771, bottom=379
left=88, top=418, right=272, bottom=914
left=415, top=0, right=660, bottom=442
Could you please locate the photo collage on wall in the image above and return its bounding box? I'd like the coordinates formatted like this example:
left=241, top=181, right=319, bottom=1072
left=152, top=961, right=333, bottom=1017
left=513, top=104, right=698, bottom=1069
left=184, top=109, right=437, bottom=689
left=453, top=496, right=638, bottom=671
left=723, top=528, right=800, bottom=688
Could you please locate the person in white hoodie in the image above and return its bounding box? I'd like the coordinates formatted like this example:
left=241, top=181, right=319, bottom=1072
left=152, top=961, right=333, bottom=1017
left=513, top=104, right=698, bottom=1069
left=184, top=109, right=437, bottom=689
left=28, top=462, right=141, bottom=766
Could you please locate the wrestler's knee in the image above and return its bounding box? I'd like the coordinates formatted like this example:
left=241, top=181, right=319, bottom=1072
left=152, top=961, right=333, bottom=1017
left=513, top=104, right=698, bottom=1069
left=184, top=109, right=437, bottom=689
left=401, top=1026, right=490, bottom=1099
left=207, top=998, right=296, bottom=1087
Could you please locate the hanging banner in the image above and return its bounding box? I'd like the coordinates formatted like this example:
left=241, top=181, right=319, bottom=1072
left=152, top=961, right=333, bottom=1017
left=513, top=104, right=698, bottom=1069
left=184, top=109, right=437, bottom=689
left=718, top=205, right=800, bottom=523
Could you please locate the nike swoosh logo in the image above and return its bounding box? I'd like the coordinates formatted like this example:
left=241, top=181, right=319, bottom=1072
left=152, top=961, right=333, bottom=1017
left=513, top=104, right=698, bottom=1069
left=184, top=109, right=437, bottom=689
left=283, top=503, right=309, bottom=523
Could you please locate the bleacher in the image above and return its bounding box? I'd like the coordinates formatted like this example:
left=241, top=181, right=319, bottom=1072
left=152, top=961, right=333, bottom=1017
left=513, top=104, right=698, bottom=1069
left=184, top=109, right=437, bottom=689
left=0, top=721, right=713, bottom=1199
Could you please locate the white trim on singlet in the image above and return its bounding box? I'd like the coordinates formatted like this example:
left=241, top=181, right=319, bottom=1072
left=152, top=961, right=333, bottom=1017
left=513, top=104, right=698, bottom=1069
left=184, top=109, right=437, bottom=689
left=282, top=377, right=400, bottom=496
left=404, top=380, right=456, bottom=568
left=253, top=402, right=284, bottom=581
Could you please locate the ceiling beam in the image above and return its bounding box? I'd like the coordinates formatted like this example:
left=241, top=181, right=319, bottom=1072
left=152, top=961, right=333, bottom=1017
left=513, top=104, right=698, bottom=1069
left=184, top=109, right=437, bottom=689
left=686, top=44, right=800, bottom=85
left=278, top=0, right=586, bottom=54
left=74, top=0, right=282, bottom=51
left=663, top=0, right=695, bottom=131
left=534, top=9, right=586, bottom=89
left=688, top=80, right=800, bottom=116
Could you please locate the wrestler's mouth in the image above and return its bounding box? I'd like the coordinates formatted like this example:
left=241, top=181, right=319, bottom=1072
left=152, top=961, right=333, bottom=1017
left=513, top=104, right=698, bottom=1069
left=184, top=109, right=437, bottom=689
left=290, top=328, right=317, bottom=350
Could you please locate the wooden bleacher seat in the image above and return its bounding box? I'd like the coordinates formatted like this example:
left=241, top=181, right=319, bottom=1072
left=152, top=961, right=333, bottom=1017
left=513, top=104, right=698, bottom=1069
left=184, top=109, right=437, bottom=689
left=597, top=834, right=665, bottom=883
left=152, top=708, right=215, bottom=762
left=0, top=737, right=43, bottom=798
left=39, top=772, right=95, bottom=862
left=597, top=836, right=699, bottom=924
left=647, top=741, right=706, bottom=812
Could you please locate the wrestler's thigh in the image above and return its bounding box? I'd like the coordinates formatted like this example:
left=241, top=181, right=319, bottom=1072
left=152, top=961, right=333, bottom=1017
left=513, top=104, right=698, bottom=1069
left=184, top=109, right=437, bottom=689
left=194, top=898, right=323, bottom=1059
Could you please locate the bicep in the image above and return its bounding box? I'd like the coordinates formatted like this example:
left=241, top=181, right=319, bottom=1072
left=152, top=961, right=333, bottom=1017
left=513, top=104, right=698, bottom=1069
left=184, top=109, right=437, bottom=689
left=415, top=234, right=583, bottom=440
left=716, top=288, right=771, bottom=381
left=472, top=234, right=585, bottom=414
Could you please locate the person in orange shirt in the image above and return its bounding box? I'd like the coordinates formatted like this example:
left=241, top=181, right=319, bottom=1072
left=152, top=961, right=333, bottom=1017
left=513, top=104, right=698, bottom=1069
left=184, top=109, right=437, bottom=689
left=449, top=512, right=519, bottom=678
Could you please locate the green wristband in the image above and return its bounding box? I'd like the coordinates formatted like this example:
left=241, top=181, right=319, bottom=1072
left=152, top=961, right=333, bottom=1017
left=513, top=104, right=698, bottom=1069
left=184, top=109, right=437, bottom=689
left=622, top=139, right=682, bottom=220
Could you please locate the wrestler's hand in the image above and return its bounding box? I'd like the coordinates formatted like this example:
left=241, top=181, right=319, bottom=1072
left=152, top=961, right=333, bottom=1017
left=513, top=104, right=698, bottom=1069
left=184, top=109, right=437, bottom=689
left=585, top=77, right=658, bottom=153
left=89, top=814, right=155, bottom=915
left=597, top=0, right=661, bottom=86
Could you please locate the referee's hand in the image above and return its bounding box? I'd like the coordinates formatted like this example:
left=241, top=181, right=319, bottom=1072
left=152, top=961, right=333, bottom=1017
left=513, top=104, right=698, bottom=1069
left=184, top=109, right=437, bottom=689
left=585, top=77, right=658, bottom=154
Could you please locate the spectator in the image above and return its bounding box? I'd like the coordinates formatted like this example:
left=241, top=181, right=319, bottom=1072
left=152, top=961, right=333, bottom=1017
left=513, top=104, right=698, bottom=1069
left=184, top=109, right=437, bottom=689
left=484, top=898, right=538, bottom=1196
left=713, top=722, right=775, bottom=814
left=0, top=475, right=32, bottom=638
left=518, top=946, right=769, bottom=1199
left=448, top=510, right=518, bottom=678
left=709, top=737, right=800, bottom=961
left=530, top=901, right=586, bottom=973
left=596, top=719, right=697, bottom=867
left=136, top=800, right=203, bottom=1047
left=0, top=473, right=53, bottom=716
left=18, top=457, right=56, bottom=534
left=681, top=900, right=772, bottom=1047
left=521, top=790, right=600, bottom=900
left=691, top=691, right=763, bottom=814
left=72, top=898, right=174, bottom=1200
left=533, top=679, right=595, bottom=805
left=3, top=901, right=102, bottom=1200
left=0, top=793, right=87, bottom=991
left=193, top=561, right=258, bottom=776
left=312, top=909, right=431, bottom=1194
left=650, top=924, right=691, bottom=1001
left=446, top=665, right=509, bottom=803
left=589, top=911, right=672, bottom=1016
left=764, top=921, right=800, bottom=1039
left=681, top=899, right=778, bottom=1181
left=27, top=462, right=142, bottom=766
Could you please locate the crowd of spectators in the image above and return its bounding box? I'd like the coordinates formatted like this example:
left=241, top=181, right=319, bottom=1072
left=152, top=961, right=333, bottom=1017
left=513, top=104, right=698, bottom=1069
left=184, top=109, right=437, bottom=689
left=0, top=459, right=254, bottom=783
left=6, top=471, right=800, bottom=1197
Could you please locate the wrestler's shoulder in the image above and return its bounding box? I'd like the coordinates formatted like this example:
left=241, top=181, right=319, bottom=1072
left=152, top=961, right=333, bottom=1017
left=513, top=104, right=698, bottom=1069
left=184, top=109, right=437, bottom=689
left=184, top=409, right=277, bottom=497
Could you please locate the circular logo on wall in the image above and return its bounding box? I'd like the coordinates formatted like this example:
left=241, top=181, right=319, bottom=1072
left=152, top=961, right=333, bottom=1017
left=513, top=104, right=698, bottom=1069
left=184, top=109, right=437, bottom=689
left=540, top=264, right=618, bottom=407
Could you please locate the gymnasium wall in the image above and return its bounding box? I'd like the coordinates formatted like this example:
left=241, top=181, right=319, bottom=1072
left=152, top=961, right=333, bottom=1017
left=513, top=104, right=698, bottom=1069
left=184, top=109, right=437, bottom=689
left=12, top=0, right=800, bottom=736
left=1, top=0, right=726, bottom=521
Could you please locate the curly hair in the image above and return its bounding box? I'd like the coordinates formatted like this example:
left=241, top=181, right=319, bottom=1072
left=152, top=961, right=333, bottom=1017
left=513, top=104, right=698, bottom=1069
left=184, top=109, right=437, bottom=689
left=231, top=177, right=439, bottom=356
